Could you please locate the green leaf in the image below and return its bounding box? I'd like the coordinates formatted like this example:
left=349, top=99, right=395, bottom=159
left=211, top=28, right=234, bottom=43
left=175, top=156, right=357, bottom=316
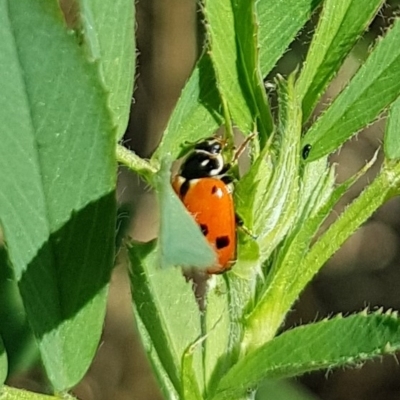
left=297, top=159, right=400, bottom=288
left=234, top=142, right=273, bottom=235
left=236, top=74, right=301, bottom=267
left=303, top=18, right=400, bottom=161
left=0, top=0, right=116, bottom=390
left=384, top=95, right=400, bottom=160
left=0, top=336, right=7, bottom=385
left=203, top=276, right=232, bottom=396
left=0, top=386, right=76, bottom=400
left=129, top=240, right=203, bottom=396
left=254, top=75, right=301, bottom=260
left=234, top=0, right=272, bottom=142
left=78, top=0, right=135, bottom=139
left=295, top=157, right=335, bottom=222
left=134, top=308, right=179, bottom=400
left=204, top=0, right=253, bottom=133
left=152, top=55, right=223, bottom=162
left=213, top=311, right=400, bottom=400
left=231, top=74, right=302, bottom=351
left=257, top=0, right=323, bottom=77
left=297, top=0, right=384, bottom=121
left=181, top=342, right=203, bottom=400
left=204, top=0, right=272, bottom=140
left=155, top=158, right=216, bottom=269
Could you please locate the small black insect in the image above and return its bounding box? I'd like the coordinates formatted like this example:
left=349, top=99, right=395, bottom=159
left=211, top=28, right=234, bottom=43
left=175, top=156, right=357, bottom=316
left=302, top=144, right=312, bottom=160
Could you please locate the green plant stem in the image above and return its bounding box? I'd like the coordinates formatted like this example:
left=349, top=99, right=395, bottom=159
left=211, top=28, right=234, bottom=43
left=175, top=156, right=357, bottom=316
left=242, top=160, right=400, bottom=352
left=116, top=144, right=158, bottom=182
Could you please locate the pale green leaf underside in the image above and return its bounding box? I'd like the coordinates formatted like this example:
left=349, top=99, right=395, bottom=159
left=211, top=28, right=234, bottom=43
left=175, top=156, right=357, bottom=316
left=303, top=17, right=400, bottom=161
left=213, top=312, right=400, bottom=400
left=0, top=0, right=116, bottom=390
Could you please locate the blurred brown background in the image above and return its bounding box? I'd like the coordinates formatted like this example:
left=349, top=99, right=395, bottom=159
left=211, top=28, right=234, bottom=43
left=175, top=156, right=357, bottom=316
left=9, top=1, right=400, bottom=399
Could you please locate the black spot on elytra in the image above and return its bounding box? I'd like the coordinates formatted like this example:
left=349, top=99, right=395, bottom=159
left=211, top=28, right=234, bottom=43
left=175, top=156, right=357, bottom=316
left=216, top=236, right=230, bottom=249
left=211, top=185, right=218, bottom=194
left=200, top=224, right=209, bottom=236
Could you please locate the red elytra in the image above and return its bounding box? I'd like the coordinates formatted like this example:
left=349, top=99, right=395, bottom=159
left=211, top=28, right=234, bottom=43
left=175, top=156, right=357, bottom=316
left=172, top=175, right=236, bottom=274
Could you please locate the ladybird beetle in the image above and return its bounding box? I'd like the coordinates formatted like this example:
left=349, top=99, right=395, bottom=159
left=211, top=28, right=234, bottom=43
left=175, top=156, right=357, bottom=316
left=172, top=136, right=236, bottom=274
